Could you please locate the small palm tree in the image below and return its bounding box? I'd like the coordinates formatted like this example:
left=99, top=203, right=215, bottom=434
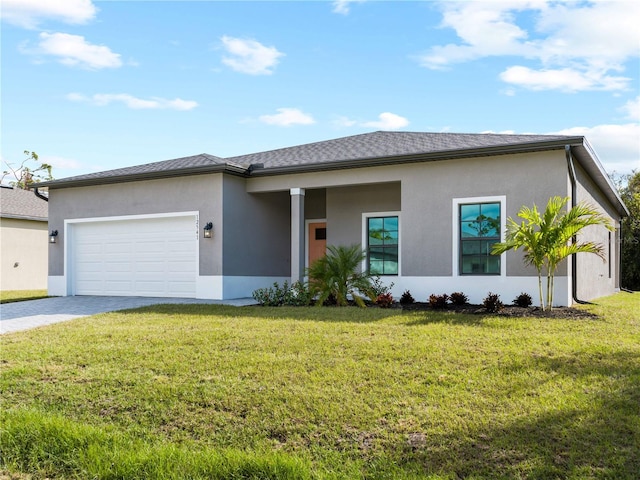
left=492, top=196, right=613, bottom=310
left=307, top=244, right=374, bottom=307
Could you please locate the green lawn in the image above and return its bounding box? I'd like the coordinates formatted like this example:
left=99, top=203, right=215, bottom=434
left=1, top=293, right=638, bottom=479
left=0, top=290, right=49, bottom=304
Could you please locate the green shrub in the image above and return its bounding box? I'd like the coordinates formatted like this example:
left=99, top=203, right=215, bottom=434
left=307, top=244, right=374, bottom=307
left=370, top=276, right=394, bottom=297
left=252, top=281, right=312, bottom=306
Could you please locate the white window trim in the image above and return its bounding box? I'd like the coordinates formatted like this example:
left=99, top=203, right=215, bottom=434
left=361, top=211, right=401, bottom=276
left=452, top=196, right=506, bottom=277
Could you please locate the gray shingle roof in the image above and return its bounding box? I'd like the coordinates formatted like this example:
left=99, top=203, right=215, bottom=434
left=42, top=131, right=581, bottom=188
left=0, top=186, right=48, bottom=221
left=226, top=131, right=574, bottom=168
left=46, top=153, right=227, bottom=185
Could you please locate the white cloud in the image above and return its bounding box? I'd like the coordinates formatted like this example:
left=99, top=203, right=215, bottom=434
left=362, top=112, right=409, bottom=130
left=67, top=93, right=198, bottom=111
left=332, top=116, right=358, bottom=127
left=419, top=1, right=640, bottom=92
left=499, top=66, right=630, bottom=92
left=332, top=0, right=365, bottom=15
left=259, top=108, right=315, bottom=126
left=25, top=32, right=122, bottom=70
left=552, top=123, right=640, bottom=173
left=0, top=0, right=97, bottom=28
left=40, top=155, right=84, bottom=171
left=621, top=96, right=640, bottom=122
left=220, top=36, right=284, bottom=75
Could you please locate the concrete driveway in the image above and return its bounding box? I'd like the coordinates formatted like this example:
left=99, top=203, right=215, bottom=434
left=0, top=296, right=256, bottom=334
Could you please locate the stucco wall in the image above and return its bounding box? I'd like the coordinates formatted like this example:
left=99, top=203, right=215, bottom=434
left=400, top=153, right=569, bottom=277
left=573, top=161, right=621, bottom=300
left=222, top=175, right=290, bottom=276
left=248, top=150, right=570, bottom=279
left=47, top=174, right=224, bottom=277
left=305, top=188, right=326, bottom=219
left=326, top=182, right=401, bottom=248
left=0, top=218, right=48, bottom=290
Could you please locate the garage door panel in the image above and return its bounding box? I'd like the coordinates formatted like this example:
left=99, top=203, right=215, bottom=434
left=72, top=215, right=197, bottom=298
left=105, top=243, right=133, bottom=254
left=104, top=281, right=133, bottom=293
left=105, top=262, right=133, bottom=273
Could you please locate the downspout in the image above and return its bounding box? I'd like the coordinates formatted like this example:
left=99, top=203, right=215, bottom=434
left=34, top=187, right=48, bottom=202
left=565, top=145, right=591, bottom=305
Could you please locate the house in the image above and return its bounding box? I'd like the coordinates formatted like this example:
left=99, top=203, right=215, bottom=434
left=41, top=131, right=628, bottom=306
left=0, top=185, right=49, bottom=291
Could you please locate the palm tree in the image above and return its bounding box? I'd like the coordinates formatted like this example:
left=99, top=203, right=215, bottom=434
left=492, top=196, right=613, bottom=310
left=307, top=244, right=374, bottom=307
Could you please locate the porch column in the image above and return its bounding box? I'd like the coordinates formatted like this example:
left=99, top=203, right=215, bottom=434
left=290, top=188, right=305, bottom=282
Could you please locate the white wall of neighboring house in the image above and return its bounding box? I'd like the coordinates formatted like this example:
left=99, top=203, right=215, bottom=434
left=0, top=217, right=49, bottom=290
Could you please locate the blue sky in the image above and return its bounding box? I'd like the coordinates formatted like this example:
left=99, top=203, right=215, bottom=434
left=2, top=0, right=639, bottom=181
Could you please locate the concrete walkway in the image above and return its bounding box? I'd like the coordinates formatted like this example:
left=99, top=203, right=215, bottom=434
left=0, top=296, right=256, bottom=334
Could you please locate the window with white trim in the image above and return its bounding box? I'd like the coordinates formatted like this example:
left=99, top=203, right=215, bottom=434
left=459, top=202, right=501, bottom=275
left=366, top=215, right=399, bottom=275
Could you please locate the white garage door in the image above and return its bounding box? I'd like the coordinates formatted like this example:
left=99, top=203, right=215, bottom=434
left=72, top=215, right=197, bottom=297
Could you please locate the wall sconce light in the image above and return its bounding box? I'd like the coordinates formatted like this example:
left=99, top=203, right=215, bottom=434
left=49, top=230, right=59, bottom=244
left=203, top=222, right=213, bottom=238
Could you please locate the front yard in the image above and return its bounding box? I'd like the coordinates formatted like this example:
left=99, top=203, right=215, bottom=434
left=1, top=293, right=638, bottom=479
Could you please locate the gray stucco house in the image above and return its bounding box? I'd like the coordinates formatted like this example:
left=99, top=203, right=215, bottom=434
left=42, top=131, right=628, bottom=306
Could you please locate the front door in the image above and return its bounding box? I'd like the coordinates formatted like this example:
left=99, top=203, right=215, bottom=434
left=308, top=221, right=327, bottom=267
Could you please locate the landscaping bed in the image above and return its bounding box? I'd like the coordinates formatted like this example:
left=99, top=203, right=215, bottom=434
left=399, top=302, right=600, bottom=319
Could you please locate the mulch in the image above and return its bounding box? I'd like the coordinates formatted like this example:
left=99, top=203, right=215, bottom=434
left=397, top=302, right=599, bottom=319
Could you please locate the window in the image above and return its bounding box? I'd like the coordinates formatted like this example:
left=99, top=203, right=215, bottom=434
left=459, top=202, right=501, bottom=275
left=367, top=216, right=398, bottom=275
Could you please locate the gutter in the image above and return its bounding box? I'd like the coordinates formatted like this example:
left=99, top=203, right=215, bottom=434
left=565, top=145, right=591, bottom=305
left=249, top=139, right=580, bottom=178
left=39, top=163, right=248, bottom=189
left=34, top=187, right=49, bottom=202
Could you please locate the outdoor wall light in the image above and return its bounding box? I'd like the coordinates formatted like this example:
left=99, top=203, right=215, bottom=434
left=203, top=222, right=213, bottom=239
left=49, top=230, right=59, bottom=244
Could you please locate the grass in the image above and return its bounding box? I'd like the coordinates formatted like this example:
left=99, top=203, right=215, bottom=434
left=0, top=290, right=49, bottom=304
left=1, top=293, right=638, bottom=479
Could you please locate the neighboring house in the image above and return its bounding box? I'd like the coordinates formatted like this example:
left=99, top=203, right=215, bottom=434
left=0, top=185, right=49, bottom=291
left=41, top=131, right=628, bottom=306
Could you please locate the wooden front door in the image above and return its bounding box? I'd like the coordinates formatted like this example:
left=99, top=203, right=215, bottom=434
left=308, top=222, right=327, bottom=267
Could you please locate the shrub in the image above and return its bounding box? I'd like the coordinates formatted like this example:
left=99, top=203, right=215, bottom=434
left=483, top=292, right=504, bottom=313
left=253, top=282, right=286, bottom=306
left=370, top=276, right=394, bottom=297
left=513, top=292, right=533, bottom=308
left=375, top=293, right=394, bottom=308
left=287, top=281, right=313, bottom=306
left=399, top=290, right=415, bottom=305
left=428, top=293, right=449, bottom=309
left=449, top=291, right=469, bottom=306
left=307, top=244, right=374, bottom=307
left=252, top=281, right=312, bottom=306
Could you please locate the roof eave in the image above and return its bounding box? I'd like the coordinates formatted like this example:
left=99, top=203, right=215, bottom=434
left=570, top=141, right=630, bottom=218
left=0, top=214, right=48, bottom=222
left=41, top=163, right=248, bottom=189
left=249, top=138, right=582, bottom=177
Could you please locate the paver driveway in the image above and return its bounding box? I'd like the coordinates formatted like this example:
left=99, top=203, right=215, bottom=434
left=0, top=296, right=256, bottom=334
